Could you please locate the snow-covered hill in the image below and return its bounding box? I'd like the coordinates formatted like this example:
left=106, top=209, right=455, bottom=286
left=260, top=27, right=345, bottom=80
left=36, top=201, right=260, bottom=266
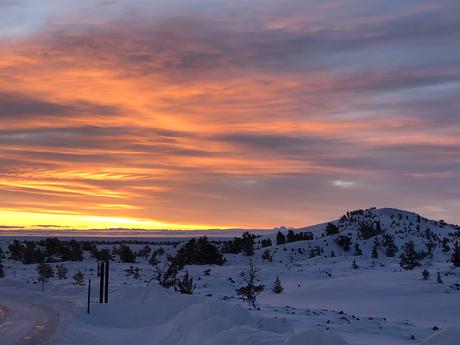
left=258, top=207, right=460, bottom=265
left=0, top=207, right=459, bottom=345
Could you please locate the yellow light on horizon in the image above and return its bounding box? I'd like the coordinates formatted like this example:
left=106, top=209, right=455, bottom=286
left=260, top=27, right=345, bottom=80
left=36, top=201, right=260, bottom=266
left=0, top=210, right=225, bottom=231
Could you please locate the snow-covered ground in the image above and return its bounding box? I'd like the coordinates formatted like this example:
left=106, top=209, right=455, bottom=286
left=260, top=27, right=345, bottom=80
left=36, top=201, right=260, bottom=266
left=0, top=208, right=459, bottom=345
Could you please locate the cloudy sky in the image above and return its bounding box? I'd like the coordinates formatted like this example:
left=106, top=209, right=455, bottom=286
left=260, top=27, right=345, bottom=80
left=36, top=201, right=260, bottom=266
left=0, top=0, right=459, bottom=230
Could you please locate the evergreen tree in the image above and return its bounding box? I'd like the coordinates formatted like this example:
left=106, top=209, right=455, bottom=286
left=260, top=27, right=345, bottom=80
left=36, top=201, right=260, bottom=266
left=56, top=264, right=68, bottom=279
left=276, top=231, right=286, bottom=245
left=0, top=258, right=4, bottom=278
left=261, top=249, right=273, bottom=262
left=37, top=261, right=54, bottom=292
left=353, top=243, right=362, bottom=256
left=150, top=257, right=180, bottom=289
left=272, top=276, right=283, bottom=294
left=422, top=269, right=430, bottom=280
left=148, top=248, right=165, bottom=266
left=442, top=238, right=450, bottom=253
left=352, top=260, right=359, bottom=269
left=95, top=249, right=111, bottom=261
left=23, top=242, right=39, bottom=264
left=451, top=241, right=460, bottom=267
left=399, top=241, right=421, bottom=270
left=371, top=241, right=379, bottom=259
left=336, top=235, right=352, bottom=251
left=437, top=272, right=443, bottom=284
left=324, top=223, right=339, bottom=236
left=73, top=270, right=85, bottom=285
left=286, top=230, right=296, bottom=243
left=241, top=232, right=256, bottom=256
left=173, top=236, right=224, bottom=266
left=8, top=239, right=23, bottom=261
left=261, top=238, right=272, bottom=248
left=382, top=234, right=398, bottom=257
left=358, top=222, right=382, bottom=239
left=176, top=271, right=195, bottom=294
left=118, top=244, right=136, bottom=263
left=137, top=245, right=152, bottom=259
left=236, top=262, right=264, bottom=308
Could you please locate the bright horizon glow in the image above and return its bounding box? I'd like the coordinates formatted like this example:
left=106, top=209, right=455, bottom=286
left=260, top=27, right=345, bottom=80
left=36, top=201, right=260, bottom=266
left=0, top=210, right=227, bottom=231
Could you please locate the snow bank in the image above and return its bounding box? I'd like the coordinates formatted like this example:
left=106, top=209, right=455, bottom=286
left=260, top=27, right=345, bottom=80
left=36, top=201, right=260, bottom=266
left=64, top=286, right=292, bottom=345
left=82, top=286, right=200, bottom=328
left=283, top=329, right=350, bottom=345
left=159, top=298, right=292, bottom=345
left=421, top=329, right=460, bottom=345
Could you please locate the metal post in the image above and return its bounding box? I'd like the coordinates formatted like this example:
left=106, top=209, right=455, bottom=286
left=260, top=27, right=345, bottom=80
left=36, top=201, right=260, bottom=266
left=104, top=260, right=109, bottom=303
left=87, top=279, right=91, bottom=314
left=99, top=262, right=105, bottom=303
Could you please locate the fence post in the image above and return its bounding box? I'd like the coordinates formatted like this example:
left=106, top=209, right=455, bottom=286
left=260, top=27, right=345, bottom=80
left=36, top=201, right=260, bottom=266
left=104, top=260, right=109, bottom=303
left=87, top=279, right=91, bottom=314
left=99, top=262, right=105, bottom=303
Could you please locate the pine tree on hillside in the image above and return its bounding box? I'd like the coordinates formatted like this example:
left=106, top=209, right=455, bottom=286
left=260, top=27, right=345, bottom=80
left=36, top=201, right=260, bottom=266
left=276, top=231, right=286, bottom=245
left=324, top=223, right=339, bottom=236
left=451, top=241, right=460, bottom=267
left=335, top=235, right=352, bottom=251
left=261, top=249, right=273, bottom=262
left=286, top=230, right=296, bottom=243
left=261, top=238, right=272, bottom=248
left=442, top=238, right=450, bottom=253
left=371, top=240, right=379, bottom=259
left=399, top=241, right=421, bottom=270
left=383, top=234, right=398, bottom=257
left=272, top=276, right=283, bottom=294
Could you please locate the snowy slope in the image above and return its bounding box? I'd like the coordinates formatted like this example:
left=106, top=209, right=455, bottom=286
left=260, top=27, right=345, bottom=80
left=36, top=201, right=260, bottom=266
left=0, top=207, right=459, bottom=345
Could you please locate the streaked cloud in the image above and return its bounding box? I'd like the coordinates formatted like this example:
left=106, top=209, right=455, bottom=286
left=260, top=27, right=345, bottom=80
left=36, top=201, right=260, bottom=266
left=0, top=0, right=459, bottom=229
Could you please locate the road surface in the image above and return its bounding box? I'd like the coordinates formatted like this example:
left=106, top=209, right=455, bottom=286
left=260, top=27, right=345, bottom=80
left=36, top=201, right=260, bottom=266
left=0, top=300, right=59, bottom=345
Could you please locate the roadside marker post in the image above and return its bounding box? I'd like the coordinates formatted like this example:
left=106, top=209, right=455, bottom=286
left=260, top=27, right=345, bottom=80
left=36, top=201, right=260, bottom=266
left=87, top=279, right=91, bottom=314
left=98, top=260, right=109, bottom=304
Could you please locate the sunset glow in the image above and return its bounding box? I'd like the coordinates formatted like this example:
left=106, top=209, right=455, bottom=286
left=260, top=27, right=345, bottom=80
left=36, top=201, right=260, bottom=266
left=1, top=0, right=459, bottom=231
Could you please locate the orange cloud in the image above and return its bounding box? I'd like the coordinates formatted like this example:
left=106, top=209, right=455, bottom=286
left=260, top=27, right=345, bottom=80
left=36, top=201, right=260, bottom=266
left=1, top=1, right=459, bottom=229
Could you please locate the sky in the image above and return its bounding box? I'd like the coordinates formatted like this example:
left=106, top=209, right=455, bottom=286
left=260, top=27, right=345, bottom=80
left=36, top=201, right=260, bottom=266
left=0, top=0, right=459, bottom=231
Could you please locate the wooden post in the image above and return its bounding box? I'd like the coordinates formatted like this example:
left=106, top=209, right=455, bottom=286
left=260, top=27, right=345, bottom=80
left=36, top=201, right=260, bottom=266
left=87, top=279, right=91, bottom=314
left=99, top=262, right=105, bottom=303
left=104, top=260, right=109, bottom=303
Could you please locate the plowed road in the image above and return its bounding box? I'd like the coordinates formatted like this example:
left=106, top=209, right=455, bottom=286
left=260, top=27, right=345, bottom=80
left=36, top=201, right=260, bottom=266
left=0, top=300, right=59, bottom=345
